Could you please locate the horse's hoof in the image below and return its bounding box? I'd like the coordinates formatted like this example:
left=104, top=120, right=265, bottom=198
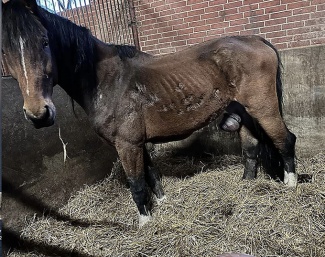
left=221, top=113, right=241, bottom=132
left=284, top=172, right=297, bottom=187
left=156, top=195, right=167, bottom=205
left=139, top=214, right=152, bottom=228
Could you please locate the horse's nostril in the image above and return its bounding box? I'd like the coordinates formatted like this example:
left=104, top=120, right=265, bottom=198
left=44, top=105, right=51, bottom=119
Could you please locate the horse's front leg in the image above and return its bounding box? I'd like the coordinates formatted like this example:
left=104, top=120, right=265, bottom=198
left=115, top=140, right=151, bottom=227
left=144, top=147, right=166, bottom=204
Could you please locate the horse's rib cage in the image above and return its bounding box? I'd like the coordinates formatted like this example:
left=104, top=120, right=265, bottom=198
left=1, top=0, right=139, bottom=77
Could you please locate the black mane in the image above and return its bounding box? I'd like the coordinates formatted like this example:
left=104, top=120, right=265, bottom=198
left=114, top=45, right=138, bottom=59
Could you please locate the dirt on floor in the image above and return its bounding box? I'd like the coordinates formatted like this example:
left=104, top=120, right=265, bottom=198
left=5, top=151, right=325, bottom=257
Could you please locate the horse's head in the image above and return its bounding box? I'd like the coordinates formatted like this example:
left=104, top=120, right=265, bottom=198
left=2, top=0, right=57, bottom=128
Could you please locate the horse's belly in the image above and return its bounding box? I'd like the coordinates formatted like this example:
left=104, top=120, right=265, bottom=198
left=144, top=94, right=229, bottom=142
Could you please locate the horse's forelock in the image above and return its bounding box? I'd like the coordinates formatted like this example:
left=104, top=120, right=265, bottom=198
left=3, top=0, right=46, bottom=50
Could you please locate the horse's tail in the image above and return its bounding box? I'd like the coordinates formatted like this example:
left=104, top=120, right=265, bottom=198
left=261, top=38, right=283, bottom=116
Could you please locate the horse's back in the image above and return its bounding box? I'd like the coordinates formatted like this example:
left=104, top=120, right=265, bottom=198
left=123, top=35, right=278, bottom=142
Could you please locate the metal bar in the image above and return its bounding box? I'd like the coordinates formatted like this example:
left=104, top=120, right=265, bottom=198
left=103, top=0, right=118, bottom=43
left=127, top=0, right=140, bottom=49
left=110, top=0, right=122, bottom=44
left=100, top=0, right=110, bottom=42
left=71, top=0, right=83, bottom=25
left=93, top=0, right=106, bottom=41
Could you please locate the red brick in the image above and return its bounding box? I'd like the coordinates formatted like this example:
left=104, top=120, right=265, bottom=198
left=211, top=21, right=229, bottom=30
left=172, top=40, right=187, bottom=46
left=259, top=0, right=281, bottom=9
left=177, top=27, right=195, bottom=35
left=161, top=30, right=178, bottom=38
left=240, top=28, right=261, bottom=35
left=260, top=25, right=281, bottom=33
left=204, top=5, right=224, bottom=14
left=225, top=24, right=245, bottom=33
left=317, top=4, right=325, bottom=11
left=172, top=22, right=188, bottom=31
left=209, top=0, right=227, bottom=6
left=224, top=1, right=242, bottom=9
left=311, top=38, right=325, bottom=45
left=225, top=13, right=244, bottom=21
left=190, top=2, right=209, bottom=10
left=245, top=21, right=265, bottom=30
left=287, top=27, right=311, bottom=36
left=287, top=1, right=311, bottom=10
left=243, top=9, right=265, bottom=18
left=187, top=8, right=206, bottom=17
left=190, top=31, right=207, bottom=38
left=289, top=39, right=311, bottom=48
left=287, top=13, right=311, bottom=22
left=266, top=30, right=286, bottom=38
left=170, top=1, right=187, bottom=9
left=293, top=6, right=316, bottom=15
left=187, top=37, right=204, bottom=45
left=270, top=10, right=292, bottom=19
left=282, top=21, right=304, bottom=30
left=264, top=5, right=287, bottom=15
left=184, top=15, right=202, bottom=23
left=265, top=17, right=287, bottom=26
left=193, top=24, right=212, bottom=33
left=247, top=13, right=270, bottom=22
left=230, top=18, right=249, bottom=26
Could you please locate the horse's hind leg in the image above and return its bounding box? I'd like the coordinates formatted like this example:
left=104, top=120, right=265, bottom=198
left=247, top=107, right=297, bottom=187
left=144, top=148, right=166, bottom=203
left=239, top=126, right=260, bottom=179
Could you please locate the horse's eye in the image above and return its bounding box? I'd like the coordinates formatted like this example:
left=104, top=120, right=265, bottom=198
left=42, top=39, right=49, bottom=48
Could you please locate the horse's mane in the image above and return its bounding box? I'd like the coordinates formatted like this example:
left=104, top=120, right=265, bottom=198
left=114, top=45, right=139, bottom=59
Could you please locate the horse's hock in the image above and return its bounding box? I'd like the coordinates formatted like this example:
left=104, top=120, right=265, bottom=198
left=2, top=45, right=325, bottom=249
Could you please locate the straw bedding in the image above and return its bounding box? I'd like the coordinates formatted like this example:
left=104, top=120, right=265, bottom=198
left=8, top=151, right=325, bottom=257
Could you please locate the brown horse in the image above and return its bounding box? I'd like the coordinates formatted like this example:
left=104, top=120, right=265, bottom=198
left=2, top=0, right=296, bottom=226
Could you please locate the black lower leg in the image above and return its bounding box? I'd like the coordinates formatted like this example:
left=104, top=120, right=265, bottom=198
left=145, top=167, right=165, bottom=199
left=128, top=176, right=150, bottom=216
left=243, top=148, right=258, bottom=179
left=243, top=143, right=260, bottom=179
left=282, top=131, right=297, bottom=184
left=144, top=149, right=165, bottom=199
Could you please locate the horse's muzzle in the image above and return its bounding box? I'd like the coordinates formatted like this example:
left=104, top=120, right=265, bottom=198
left=24, top=105, right=56, bottom=129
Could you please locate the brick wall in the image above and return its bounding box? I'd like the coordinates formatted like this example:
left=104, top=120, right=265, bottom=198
left=133, top=0, right=325, bottom=55
left=58, top=0, right=136, bottom=45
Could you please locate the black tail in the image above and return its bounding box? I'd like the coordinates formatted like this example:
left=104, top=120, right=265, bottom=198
left=261, top=38, right=283, bottom=116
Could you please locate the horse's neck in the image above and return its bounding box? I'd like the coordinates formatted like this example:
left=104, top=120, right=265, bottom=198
left=47, top=24, right=98, bottom=113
